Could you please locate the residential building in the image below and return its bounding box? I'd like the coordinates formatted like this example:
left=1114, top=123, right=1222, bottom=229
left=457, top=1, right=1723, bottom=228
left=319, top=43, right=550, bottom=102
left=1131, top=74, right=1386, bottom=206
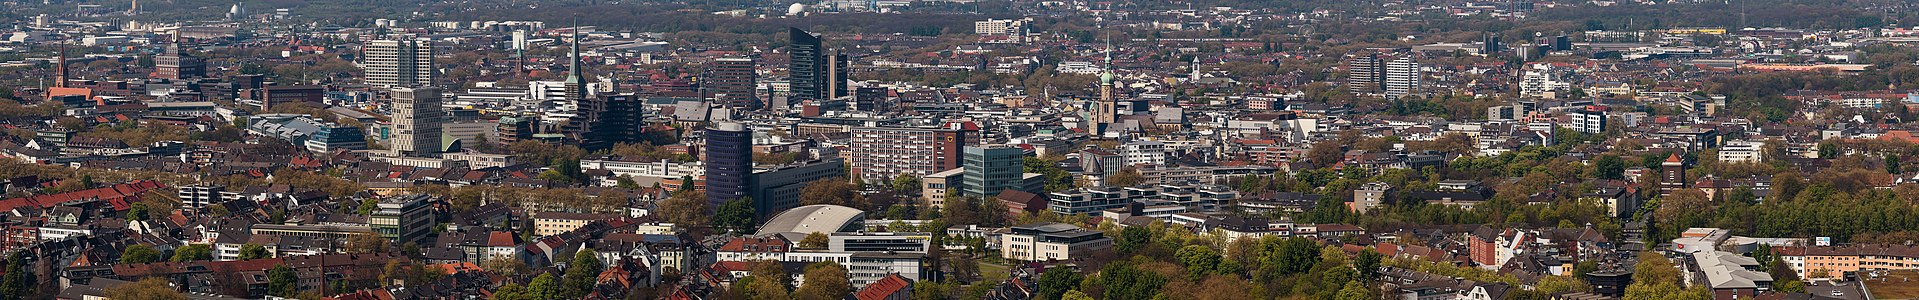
left=974, top=19, right=1023, bottom=35
left=848, top=124, right=974, bottom=183
left=364, top=39, right=434, bottom=87
left=531, top=211, right=618, bottom=237
left=1384, top=55, right=1421, bottom=98
left=1569, top=109, right=1607, bottom=134
left=1347, top=53, right=1384, bottom=93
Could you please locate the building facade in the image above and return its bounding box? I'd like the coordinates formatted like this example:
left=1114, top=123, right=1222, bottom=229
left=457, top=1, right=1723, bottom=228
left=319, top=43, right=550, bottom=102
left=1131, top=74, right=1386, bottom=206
left=390, top=87, right=443, bottom=156
left=364, top=39, right=434, bottom=87
left=704, top=122, right=753, bottom=206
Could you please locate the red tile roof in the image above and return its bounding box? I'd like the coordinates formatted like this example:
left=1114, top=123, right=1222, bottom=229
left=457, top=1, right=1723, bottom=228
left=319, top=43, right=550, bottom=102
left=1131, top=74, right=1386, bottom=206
left=0, top=180, right=165, bottom=211
left=854, top=274, right=913, bottom=300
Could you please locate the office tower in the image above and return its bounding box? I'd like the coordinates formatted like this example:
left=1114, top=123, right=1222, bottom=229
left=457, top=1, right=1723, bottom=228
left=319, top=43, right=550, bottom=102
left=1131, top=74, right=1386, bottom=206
left=705, top=122, right=753, bottom=206
left=1384, top=56, right=1421, bottom=99
left=390, top=86, right=443, bottom=156
left=364, top=39, right=433, bottom=87
left=1346, top=53, right=1384, bottom=94
left=961, top=146, right=1025, bottom=198
left=155, top=42, right=205, bottom=80
left=849, top=123, right=975, bottom=184
left=578, top=94, right=642, bottom=151
left=788, top=28, right=849, bottom=104
left=1553, top=35, right=1572, bottom=51
left=789, top=28, right=825, bottom=103
left=1482, top=33, right=1502, bottom=54
left=829, top=49, right=849, bottom=99
left=702, top=57, right=760, bottom=110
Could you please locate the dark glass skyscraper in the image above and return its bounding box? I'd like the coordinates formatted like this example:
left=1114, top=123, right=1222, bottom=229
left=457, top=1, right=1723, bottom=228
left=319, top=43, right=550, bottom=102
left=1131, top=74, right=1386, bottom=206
left=788, top=27, right=849, bottom=104
left=704, top=122, right=753, bottom=206
left=789, top=28, right=825, bottom=103
left=578, top=94, right=642, bottom=151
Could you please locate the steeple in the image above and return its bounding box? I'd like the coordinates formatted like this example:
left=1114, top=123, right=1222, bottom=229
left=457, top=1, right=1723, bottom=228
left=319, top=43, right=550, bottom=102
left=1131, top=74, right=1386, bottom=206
left=565, top=22, right=583, bottom=85
left=54, top=42, right=67, bottom=88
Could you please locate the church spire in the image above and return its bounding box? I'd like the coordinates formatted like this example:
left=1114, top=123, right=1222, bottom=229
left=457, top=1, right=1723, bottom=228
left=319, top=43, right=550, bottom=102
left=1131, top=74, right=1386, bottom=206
left=565, top=21, right=582, bottom=85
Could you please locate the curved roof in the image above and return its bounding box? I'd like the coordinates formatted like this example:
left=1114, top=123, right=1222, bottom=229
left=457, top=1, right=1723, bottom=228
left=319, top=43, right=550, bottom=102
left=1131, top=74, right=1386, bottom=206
left=757, top=204, right=865, bottom=235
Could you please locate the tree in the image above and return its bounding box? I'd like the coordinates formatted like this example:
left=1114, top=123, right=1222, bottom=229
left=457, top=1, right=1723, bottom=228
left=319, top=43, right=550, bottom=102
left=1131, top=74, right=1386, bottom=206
left=267, top=264, right=299, bottom=297
left=795, top=262, right=852, bottom=300
left=1888, top=155, right=1902, bottom=174
left=714, top=197, right=758, bottom=233
left=799, top=232, right=830, bottom=249
left=127, top=202, right=151, bottom=221
left=1096, top=261, right=1167, bottom=300
left=493, top=283, right=531, bottom=300
left=121, top=245, right=163, bottom=264
left=1059, top=290, right=1095, bottom=300
left=892, top=174, right=922, bottom=193
left=528, top=273, right=563, bottom=300
left=1, top=252, right=35, bottom=299
left=1334, top=281, right=1373, bottom=300
left=171, top=244, right=214, bottom=262
left=1774, top=280, right=1806, bottom=293
left=800, top=178, right=868, bottom=209
left=1117, top=226, right=1150, bottom=253
left=1106, top=167, right=1147, bottom=187
left=1036, top=267, right=1082, bottom=300
left=741, top=260, right=791, bottom=300
left=345, top=232, right=390, bottom=253
left=1355, top=249, right=1384, bottom=281
left=1595, top=155, right=1626, bottom=180
left=562, top=249, right=605, bottom=298
left=239, top=243, right=271, bottom=260
left=106, top=278, right=186, bottom=300
left=657, top=190, right=712, bottom=229
left=1176, top=245, right=1223, bottom=280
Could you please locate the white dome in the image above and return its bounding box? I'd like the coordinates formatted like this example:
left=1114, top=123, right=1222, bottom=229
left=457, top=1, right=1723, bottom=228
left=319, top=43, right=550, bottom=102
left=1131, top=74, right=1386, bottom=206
left=786, top=3, right=806, bottom=16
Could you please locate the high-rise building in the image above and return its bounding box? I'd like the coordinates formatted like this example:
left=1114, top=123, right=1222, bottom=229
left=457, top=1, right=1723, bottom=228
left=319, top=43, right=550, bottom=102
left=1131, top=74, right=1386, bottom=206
left=849, top=123, right=976, bottom=184
left=854, top=87, right=888, bottom=112
left=1346, top=53, right=1384, bottom=94
left=788, top=28, right=849, bottom=104
left=704, top=122, right=753, bottom=206
left=155, top=43, right=205, bottom=81
left=1482, top=33, right=1502, bottom=55
left=702, top=57, right=760, bottom=110
left=1384, top=56, right=1421, bottom=99
left=578, top=94, right=643, bottom=150
left=962, top=146, right=1026, bottom=198
left=364, top=39, right=433, bottom=87
left=390, top=86, right=443, bottom=156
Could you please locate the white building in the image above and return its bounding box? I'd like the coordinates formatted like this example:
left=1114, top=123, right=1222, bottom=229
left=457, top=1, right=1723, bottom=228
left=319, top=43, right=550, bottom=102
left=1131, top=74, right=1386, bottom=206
left=975, top=19, right=1024, bottom=36
left=1384, top=56, right=1421, bottom=99
left=1120, top=141, right=1167, bottom=166
left=363, top=39, right=434, bottom=87
left=1000, top=223, right=1112, bottom=262
left=1719, top=140, right=1765, bottom=163
left=1568, top=109, right=1607, bottom=134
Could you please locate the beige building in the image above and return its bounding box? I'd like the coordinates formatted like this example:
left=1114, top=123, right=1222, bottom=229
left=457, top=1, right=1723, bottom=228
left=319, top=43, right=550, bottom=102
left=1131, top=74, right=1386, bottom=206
left=1000, top=223, right=1112, bottom=262
left=531, top=211, right=618, bottom=237
left=922, top=168, right=962, bottom=208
